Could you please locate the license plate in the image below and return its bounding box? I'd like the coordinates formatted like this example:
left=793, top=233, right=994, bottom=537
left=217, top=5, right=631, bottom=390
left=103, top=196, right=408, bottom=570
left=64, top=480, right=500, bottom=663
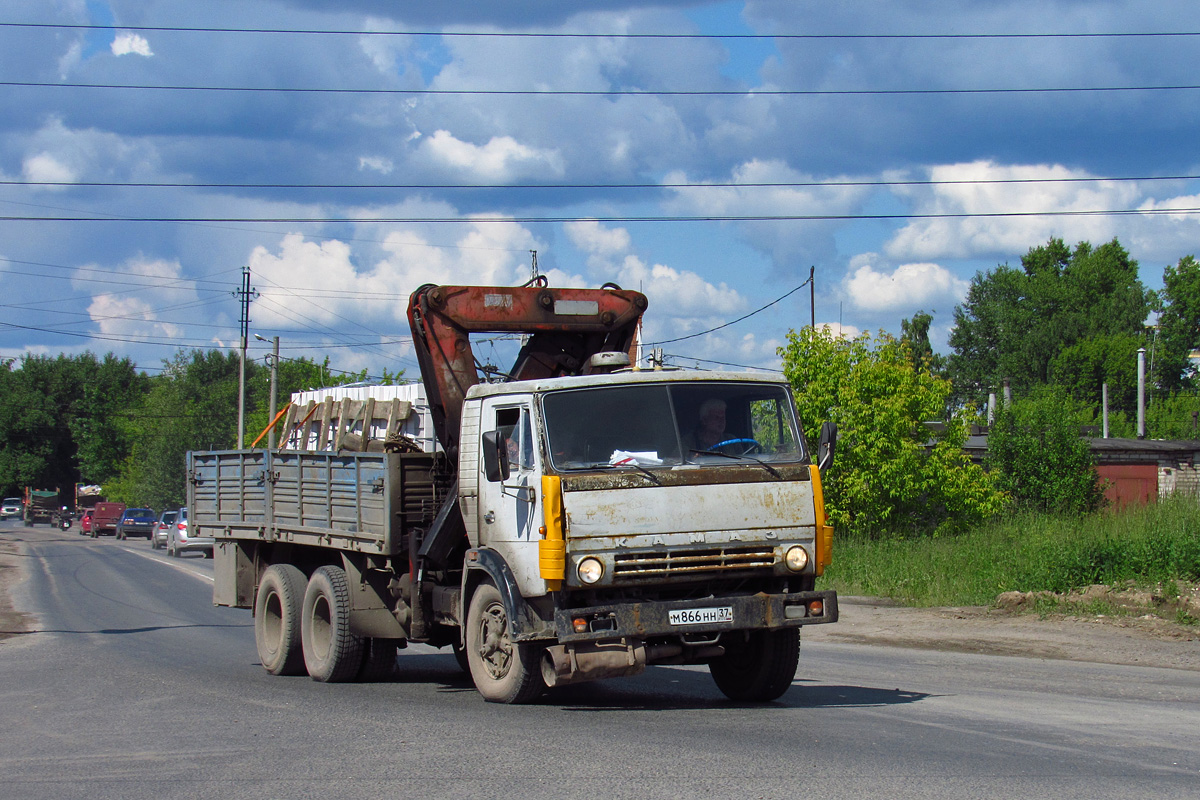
left=669, top=606, right=733, bottom=626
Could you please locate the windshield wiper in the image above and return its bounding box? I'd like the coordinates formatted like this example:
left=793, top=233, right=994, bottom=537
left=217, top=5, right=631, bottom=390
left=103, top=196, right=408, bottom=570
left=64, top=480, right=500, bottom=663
left=587, top=461, right=662, bottom=484
left=688, top=449, right=781, bottom=479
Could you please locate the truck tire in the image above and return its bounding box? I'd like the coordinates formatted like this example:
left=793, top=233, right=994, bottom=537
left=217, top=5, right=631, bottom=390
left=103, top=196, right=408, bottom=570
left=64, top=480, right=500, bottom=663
left=356, top=638, right=399, bottom=682
left=451, top=641, right=470, bottom=674
left=709, top=628, right=800, bottom=702
left=254, top=564, right=308, bottom=676
left=464, top=581, right=544, bottom=704
left=301, top=565, right=364, bottom=683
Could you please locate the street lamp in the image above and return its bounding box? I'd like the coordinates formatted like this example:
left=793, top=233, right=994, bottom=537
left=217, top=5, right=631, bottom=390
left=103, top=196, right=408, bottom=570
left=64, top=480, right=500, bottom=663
left=255, top=334, right=280, bottom=449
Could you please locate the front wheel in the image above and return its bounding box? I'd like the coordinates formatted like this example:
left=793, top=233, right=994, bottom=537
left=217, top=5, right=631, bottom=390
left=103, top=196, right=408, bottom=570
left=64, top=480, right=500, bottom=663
left=301, top=565, right=364, bottom=683
left=254, top=564, right=308, bottom=676
left=709, top=628, right=800, bottom=702
left=464, top=582, right=544, bottom=704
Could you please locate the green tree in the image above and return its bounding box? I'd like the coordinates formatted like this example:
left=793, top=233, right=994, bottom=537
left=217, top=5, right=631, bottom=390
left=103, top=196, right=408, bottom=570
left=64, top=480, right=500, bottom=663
left=985, top=387, right=1104, bottom=514
left=948, top=237, right=1154, bottom=406
left=1156, top=254, right=1200, bottom=393
left=70, top=353, right=149, bottom=485
left=899, top=310, right=947, bottom=375
left=109, top=349, right=250, bottom=509
left=1048, top=332, right=1143, bottom=417
left=1145, top=392, right=1200, bottom=440
left=0, top=358, right=58, bottom=496
left=780, top=326, right=1007, bottom=538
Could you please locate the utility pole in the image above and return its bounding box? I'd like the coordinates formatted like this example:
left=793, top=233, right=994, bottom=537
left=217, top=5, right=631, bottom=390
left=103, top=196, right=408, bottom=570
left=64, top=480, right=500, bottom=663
left=234, top=266, right=258, bottom=449
left=257, top=334, right=280, bottom=449
left=530, top=250, right=539, bottom=283
left=809, top=266, right=815, bottom=330
left=1137, top=347, right=1146, bottom=439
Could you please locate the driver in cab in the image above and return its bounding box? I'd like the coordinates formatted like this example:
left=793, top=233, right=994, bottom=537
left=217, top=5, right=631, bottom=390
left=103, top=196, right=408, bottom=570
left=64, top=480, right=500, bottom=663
left=684, top=398, right=727, bottom=453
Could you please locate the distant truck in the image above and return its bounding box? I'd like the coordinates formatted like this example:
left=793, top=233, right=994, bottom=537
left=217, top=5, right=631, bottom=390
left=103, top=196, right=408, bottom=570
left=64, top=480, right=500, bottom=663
left=191, top=282, right=839, bottom=704
left=23, top=488, right=59, bottom=526
left=90, top=502, right=127, bottom=537
left=75, top=484, right=104, bottom=511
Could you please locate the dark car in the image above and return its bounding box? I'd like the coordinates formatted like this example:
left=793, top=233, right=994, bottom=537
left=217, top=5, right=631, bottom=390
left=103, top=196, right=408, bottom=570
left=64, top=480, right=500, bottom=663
left=150, top=509, right=177, bottom=550
left=115, top=508, right=157, bottom=540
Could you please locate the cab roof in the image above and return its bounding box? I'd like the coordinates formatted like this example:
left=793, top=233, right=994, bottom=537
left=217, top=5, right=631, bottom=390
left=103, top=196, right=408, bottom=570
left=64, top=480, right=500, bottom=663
left=464, top=368, right=790, bottom=400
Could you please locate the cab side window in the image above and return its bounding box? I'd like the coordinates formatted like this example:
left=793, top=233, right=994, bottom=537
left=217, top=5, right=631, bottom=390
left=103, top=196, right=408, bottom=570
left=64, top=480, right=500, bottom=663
left=495, top=406, right=535, bottom=472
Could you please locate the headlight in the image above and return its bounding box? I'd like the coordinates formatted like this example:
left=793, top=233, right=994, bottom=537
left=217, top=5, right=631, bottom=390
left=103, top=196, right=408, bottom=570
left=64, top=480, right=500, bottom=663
left=577, top=557, right=604, bottom=585
left=784, top=545, right=810, bottom=572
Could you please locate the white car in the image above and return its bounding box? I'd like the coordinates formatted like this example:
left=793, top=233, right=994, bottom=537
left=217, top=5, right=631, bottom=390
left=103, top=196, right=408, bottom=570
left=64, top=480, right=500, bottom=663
left=167, top=507, right=213, bottom=558
left=1, top=498, right=22, bottom=520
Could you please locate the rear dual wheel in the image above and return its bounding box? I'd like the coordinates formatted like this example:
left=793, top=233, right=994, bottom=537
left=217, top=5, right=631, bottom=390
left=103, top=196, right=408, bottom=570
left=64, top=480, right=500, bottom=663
left=254, top=564, right=307, bottom=676
left=255, top=563, right=396, bottom=682
left=301, top=565, right=365, bottom=683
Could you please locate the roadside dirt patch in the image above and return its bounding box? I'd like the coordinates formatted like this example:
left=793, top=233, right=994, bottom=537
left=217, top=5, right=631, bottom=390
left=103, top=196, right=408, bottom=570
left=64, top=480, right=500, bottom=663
left=0, top=536, right=34, bottom=642
left=807, top=594, right=1199, bottom=672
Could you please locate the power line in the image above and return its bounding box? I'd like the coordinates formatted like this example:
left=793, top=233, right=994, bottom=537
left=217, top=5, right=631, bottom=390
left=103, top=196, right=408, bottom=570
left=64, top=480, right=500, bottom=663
left=4, top=207, right=1200, bottom=224
left=663, top=354, right=783, bottom=373
left=3, top=22, right=1198, bottom=40
left=645, top=279, right=812, bottom=346
left=4, top=174, right=1199, bottom=190
left=6, top=80, right=1200, bottom=97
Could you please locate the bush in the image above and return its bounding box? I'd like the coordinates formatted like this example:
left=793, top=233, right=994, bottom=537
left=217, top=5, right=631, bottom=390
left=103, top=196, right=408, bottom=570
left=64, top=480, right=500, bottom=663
left=780, top=326, right=1007, bottom=538
left=985, top=387, right=1105, bottom=514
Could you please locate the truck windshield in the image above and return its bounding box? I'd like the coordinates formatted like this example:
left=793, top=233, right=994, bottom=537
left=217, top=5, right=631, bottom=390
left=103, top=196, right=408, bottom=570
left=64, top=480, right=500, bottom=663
left=541, top=381, right=806, bottom=471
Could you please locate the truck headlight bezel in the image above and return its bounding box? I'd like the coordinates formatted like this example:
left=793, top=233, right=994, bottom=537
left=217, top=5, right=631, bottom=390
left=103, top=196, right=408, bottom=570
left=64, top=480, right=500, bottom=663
left=577, top=557, right=605, bottom=585
left=784, top=545, right=810, bottom=572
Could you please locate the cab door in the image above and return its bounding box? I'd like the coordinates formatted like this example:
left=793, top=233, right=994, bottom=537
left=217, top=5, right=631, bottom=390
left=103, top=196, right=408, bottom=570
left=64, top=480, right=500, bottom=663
left=477, top=395, right=545, bottom=594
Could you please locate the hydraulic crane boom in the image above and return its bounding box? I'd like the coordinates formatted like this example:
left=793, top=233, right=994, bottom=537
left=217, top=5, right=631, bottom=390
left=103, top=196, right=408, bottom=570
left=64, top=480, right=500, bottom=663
left=407, top=281, right=648, bottom=456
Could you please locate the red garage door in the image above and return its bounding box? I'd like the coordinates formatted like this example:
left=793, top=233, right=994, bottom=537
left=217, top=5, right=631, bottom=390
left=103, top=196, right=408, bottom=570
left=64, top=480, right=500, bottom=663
left=1096, top=464, right=1158, bottom=508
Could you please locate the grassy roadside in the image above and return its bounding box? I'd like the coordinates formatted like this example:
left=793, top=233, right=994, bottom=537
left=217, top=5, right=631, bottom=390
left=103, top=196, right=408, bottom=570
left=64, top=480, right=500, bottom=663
left=816, top=496, right=1200, bottom=625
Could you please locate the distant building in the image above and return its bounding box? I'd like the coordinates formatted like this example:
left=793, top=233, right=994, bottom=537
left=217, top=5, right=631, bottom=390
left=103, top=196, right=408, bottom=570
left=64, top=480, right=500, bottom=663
left=952, top=426, right=1200, bottom=508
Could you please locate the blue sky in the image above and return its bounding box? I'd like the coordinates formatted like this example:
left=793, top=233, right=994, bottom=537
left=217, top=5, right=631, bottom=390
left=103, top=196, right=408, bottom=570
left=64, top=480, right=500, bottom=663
left=2, top=0, right=1200, bottom=380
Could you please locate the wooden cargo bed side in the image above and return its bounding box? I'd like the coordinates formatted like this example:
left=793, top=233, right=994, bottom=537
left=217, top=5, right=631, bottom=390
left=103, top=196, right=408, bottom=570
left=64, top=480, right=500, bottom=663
left=188, top=449, right=447, bottom=556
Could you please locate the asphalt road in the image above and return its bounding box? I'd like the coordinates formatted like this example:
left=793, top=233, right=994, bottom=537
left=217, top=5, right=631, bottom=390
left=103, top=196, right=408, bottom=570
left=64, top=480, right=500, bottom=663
left=1, top=522, right=1198, bottom=800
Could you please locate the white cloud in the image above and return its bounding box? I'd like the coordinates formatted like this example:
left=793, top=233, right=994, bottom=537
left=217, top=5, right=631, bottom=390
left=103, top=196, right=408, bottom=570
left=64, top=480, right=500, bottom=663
left=816, top=322, right=861, bottom=340
left=421, top=130, right=564, bottom=180
left=23, top=152, right=75, bottom=184
left=111, top=33, right=153, bottom=58
left=358, top=156, right=394, bottom=174
left=565, top=220, right=743, bottom=319
left=885, top=161, right=1142, bottom=260
left=248, top=223, right=547, bottom=331
left=843, top=256, right=969, bottom=312
left=82, top=257, right=192, bottom=339
left=57, top=40, right=82, bottom=78
left=665, top=159, right=868, bottom=217
left=564, top=220, right=632, bottom=257
left=661, top=160, right=873, bottom=267
left=19, top=118, right=160, bottom=186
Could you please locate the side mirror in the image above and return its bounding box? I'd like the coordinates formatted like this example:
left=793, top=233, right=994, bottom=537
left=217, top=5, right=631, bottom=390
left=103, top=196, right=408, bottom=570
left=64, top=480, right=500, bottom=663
left=482, top=430, right=511, bottom=483
left=816, top=421, right=837, bottom=472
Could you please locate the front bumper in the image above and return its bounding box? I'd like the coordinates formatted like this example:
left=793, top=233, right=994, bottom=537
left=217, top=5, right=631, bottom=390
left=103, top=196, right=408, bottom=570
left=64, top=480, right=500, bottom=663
left=553, top=589, right=838, bottom=644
